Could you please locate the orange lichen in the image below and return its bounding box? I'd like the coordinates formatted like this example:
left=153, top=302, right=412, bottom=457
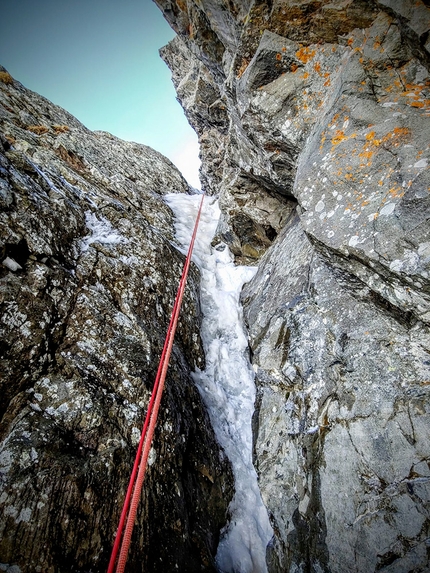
left=381, top=79, right=430, bottom=111
left=314, top=62, right=321, bottom=73
left=282, top=47, right=286, bottom=52
left=352, top=129, right=408, bottom=186
left=27, top=125, right=49, bottom=135
left=302, top=72, right=309, bottom=79
left=295, top=46, right=316, bottom=63
left=330, top=129, right=357, bottom=147
left=276, top=53, right=282, bottom=61
left=237, top=58, right=250, bottom=78
left=53, top=124, right=69, bottom=134
left=0, top=71, right=13, bottom=84
left=389, top=186, right=404, bottom=198
left=359, top=150, right=374, bottom=160
left=291, top=63, right=298, bottom=72
left=332, top=130, right=348, bottom=145
left=329, top=113, right=340, bottom=127
left=388, top=127, right=411, bottom=141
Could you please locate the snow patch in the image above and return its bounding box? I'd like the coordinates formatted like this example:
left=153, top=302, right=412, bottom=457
left=2, top=257, right=22, bottom=272
left=81, top=212, right=127, bottom=252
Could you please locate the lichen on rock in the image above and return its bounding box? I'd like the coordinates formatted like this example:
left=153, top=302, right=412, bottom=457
left=155, top=0, right=430, bottom=571
left=0, top=65, right=233, bottom=572
left=2, top=0, right=430, bottom=569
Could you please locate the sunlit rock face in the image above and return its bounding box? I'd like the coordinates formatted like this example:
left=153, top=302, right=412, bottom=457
left=155, top=1, right=430, bottom=571
left=0, top=67, right=233, bottom=572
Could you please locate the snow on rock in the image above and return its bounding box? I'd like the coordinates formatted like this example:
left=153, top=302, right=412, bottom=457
left=80, top=211, right=127, bottom=252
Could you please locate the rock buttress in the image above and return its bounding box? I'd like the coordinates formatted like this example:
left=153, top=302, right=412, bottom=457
left=155, top=1, right=430, bottom=571
left=0, top=67, right=233, bottom=572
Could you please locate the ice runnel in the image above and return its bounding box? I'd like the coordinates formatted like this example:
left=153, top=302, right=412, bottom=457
left=165, top=193, right=273, bottom=573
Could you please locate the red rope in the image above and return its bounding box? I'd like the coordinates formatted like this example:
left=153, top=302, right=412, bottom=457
left=108, top=193, right=205, bottom=573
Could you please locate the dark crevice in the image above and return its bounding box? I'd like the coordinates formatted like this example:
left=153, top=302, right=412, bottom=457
left=2, top=238, right=30, bottom=268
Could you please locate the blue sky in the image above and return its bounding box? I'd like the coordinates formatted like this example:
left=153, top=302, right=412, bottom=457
left=0, top=0, right=201, bottom=187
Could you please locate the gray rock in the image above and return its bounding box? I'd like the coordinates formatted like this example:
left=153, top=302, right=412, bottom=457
left=156, top=1, right=430, bottom=571
left=0, top=65, right=233, bottom=572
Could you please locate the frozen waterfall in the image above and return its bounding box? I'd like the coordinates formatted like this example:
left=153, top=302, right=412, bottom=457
left=165, top=192, right=273, bottom=573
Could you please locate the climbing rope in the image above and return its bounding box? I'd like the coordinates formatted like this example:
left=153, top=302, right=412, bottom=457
left=107, top=193, right=205, bottom=573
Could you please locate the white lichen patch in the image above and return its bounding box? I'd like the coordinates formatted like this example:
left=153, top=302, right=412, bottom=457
left=38, top=378, right=58, bottom=398
left=147, top=446, right=157, bottom=467
left=16, top=507, right=32, bottom=523
left=413, top=158, right=428, bottom=169
left=1, top=303, right=28, bottom=330
left=124, top=402, right=139, bottom=423
left=315, top=200, right=325, bottom=212
left=380, top=202, right=396, bottom=216
left=130, top=426, right=141, bottom=446
left=3, top=505, right=18, bottom=519
left=389, top=250, right=420, bottom=274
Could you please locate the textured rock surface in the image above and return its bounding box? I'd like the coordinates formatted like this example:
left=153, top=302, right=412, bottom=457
left=0, top=67, right=233, bottom=572
left=156, top=1, right=430, bottom=571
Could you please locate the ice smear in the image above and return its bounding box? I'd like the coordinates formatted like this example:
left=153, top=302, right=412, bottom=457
left=81, top=211, right=126, bottom=252
left=165, top=193, right=273, bottom=573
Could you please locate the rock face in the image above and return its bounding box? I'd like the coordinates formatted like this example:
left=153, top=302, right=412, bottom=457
left=155, top=1, right=430, bottom=571
left=0, top=67, right=233, bottom=572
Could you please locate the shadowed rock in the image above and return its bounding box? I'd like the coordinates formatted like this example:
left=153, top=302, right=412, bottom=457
left=0, top=65, right=233, bottom=573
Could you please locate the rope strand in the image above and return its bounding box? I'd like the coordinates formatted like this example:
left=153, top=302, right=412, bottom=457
left=108, top=193, right=205, bottom=573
